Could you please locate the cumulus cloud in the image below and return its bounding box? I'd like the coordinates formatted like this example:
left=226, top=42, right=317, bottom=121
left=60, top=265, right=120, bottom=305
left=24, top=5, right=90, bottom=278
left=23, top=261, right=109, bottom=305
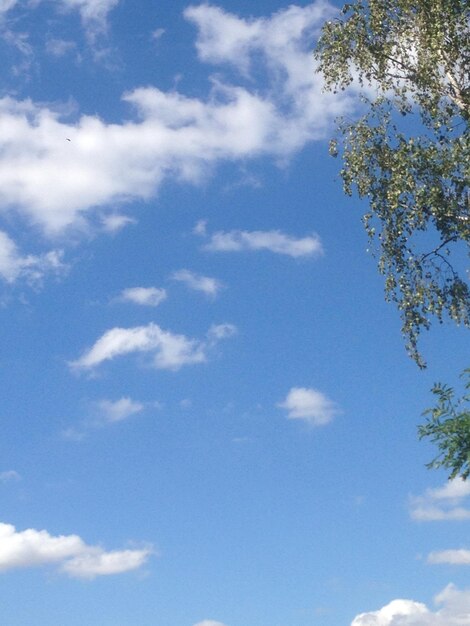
left=0, top=522, right=151, bottom=579
left=279, top=387, right=338, bottom=425
left=193, top=622, right=228, bottom=626
left=351, top=585, right=470, bottom=626
left=351, top=599, right=429, bottom=625
left=410, top=478, right=470, bottom=521
left=0, top=230, right=65, bottom=284
left=119, top=286, right=167, bottom=307
left=71, top=322, right=236, bottom=371
left=201, top=227, right=323, bottom=258
left=0, top=3, right=353, bottom=236
left=171, top=269, right=224, bottom=297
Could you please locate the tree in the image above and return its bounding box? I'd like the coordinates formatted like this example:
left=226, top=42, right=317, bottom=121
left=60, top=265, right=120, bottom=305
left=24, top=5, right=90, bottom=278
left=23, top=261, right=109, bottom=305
left=314, top=0, right=469, bottom=477
left=314, top=0, right=469, bottom=367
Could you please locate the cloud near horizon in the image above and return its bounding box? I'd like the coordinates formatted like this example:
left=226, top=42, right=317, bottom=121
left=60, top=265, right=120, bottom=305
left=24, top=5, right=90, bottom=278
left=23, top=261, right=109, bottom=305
left=0, top=522, right=152, bottom=579
left=351, top=585, right=470, bottom=625
left=71, top=322, right=236, bottom=371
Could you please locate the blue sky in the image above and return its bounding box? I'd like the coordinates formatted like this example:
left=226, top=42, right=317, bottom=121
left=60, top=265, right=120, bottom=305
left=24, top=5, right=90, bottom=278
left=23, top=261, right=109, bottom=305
left=0, top=1, right=468, bottom=625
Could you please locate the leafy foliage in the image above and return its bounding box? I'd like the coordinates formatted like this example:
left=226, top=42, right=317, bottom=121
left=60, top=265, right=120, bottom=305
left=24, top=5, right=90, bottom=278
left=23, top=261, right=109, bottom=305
left=315, top=0, right=470, bottom=366
left=419, top=370, right=470, bottom=479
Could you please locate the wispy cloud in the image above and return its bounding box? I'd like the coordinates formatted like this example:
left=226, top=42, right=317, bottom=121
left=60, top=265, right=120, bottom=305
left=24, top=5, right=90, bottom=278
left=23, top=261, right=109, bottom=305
left=171, top=269, right=224, bottom=297
left=1, top=0, right=117, bottom=55
left=71, top=322, right=236, bottom=371
left=62, top=396, right=151, bottom=440
left=59, top=0, right=118, bottom=23
left=279, top=387, right=338, bottom=426
left=428, top=550, right=470, bottom=565
left=0, top=522, right=152, bottom=579
left=409, top=479, right=470, bottom=521
left=0, top=1, right=18, bottom=15
left=96, top=397, right=145, bottom=423
left=0, top=231, right=65, bottom=284
left=56, top=0, right=119, bottom=43
left=45, top=38, right=77, bottom=58
left=0, top=470, right=20, bottom=483
left=201, top=227, right=323, bottom=258
left=101, top=214, right=136, bottom=233
left=151, top=27, right=165, bottom=41
left=119, top=287, right=167, bottom=307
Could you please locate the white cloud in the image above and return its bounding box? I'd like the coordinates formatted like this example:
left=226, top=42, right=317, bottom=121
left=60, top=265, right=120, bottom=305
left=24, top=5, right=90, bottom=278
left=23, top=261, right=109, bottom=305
left=351, top=585, right=470, bottom=626
left=71, top=321, right=236, bottom=371
left=97, top=397, right=144, bottom=423
left=185, top=2, right=354, bottom=143
left=410, top=478, right=470, bottom=521
left=0, top=230, right=65, bottom=284
left=429, top=479, right=470, bottom=500
left=61, top=546, right=151, bottom=579
left=0, top=522, right=151, bottom=579
left=119, top=286, right=167, bottom=307
left=279, top=387, right=338, bottom=426
left=0, top=3, right=353, bottom=236
left=428, top=550, right=470, bottom=565
left=202, top=228, right=323, bottom=258
left=0, top=470, right=20, bottom=483
left=351, top=599, right=429, bottom=625
left=171, top=269, right=224, bottom=297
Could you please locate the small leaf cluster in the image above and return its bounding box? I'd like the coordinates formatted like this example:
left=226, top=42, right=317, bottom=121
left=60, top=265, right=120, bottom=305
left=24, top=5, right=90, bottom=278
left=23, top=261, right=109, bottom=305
left=419, top=369, right=470, bottom=479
